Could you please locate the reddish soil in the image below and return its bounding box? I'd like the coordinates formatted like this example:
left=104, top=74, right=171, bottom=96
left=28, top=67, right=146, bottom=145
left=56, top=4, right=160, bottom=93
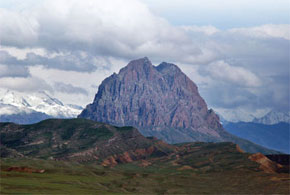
left=5, top=167, right=45, bottom=173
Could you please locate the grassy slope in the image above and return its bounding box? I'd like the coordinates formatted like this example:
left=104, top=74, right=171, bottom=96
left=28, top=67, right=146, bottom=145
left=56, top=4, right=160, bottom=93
left=1, top=142, right=289, bottom=194
left=1, top=157, right=289, bottom=194
left=0, top=119, right=174, bottom=162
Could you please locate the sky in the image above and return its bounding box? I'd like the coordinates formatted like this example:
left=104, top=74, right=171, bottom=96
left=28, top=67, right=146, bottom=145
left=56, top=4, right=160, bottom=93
left=0, top=0, right=289, bottom=121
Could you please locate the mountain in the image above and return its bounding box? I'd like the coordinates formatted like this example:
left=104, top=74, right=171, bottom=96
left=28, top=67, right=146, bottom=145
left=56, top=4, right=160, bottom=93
left=78, top=57, right=277, bottom=154
left=0, top=90, right=82, bottom=124
left=224, top=122, right=290, bottom=154
left=252, top=111, right=290, bottom=125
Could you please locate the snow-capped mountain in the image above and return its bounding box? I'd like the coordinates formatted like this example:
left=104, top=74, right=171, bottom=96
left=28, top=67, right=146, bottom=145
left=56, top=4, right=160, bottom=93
left=252, top=111, right=290, bottom=125
left=214, top=108, right=265, bottom=123
left=0, top=89, right=83, bottom=124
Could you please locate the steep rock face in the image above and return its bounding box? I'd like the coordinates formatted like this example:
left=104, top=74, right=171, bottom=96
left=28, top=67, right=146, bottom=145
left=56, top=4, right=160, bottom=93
left=79, top=57, right=228, bottom=143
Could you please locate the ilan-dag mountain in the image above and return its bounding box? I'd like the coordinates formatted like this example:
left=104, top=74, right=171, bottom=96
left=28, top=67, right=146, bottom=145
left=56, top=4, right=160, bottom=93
left=79, top=57, right=276, bottom=154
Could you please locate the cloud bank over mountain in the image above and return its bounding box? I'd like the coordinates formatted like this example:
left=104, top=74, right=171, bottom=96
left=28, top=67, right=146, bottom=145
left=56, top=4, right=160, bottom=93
left=0, top=0, right=289, bottom=120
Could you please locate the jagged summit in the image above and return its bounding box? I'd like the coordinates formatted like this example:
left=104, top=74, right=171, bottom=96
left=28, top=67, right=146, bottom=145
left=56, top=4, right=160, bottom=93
left=79, top=57, right=213, bottom=141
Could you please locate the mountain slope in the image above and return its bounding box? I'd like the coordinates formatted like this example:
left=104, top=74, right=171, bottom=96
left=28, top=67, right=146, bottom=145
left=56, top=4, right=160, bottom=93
left=0, top=90, right=82, bottom=124
left=2, top=143, right=289, bottom=194
left=0, top=118, right=174, bottom=162
left=1, top=118, right=288, bottom=193
left=224, top=122, right=290, bottom=154
left=78, top=57, right=277, bottom=154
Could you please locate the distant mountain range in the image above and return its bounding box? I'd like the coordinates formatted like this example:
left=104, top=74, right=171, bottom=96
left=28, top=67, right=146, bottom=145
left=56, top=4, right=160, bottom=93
left=78, top=57, right=277, bottom=154
left=218, top=110, right=290, bottom=125
left=0, top=90, right=82, bottom=124
left=252, top=111, right=290, bottom=125
left=224, top=122, right=290, bottom=154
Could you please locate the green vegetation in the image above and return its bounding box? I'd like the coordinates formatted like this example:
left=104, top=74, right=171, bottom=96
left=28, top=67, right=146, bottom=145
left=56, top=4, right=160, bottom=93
left=0, top=119, right=289, bottom=194
left=1, top=157, right=289, bottom=194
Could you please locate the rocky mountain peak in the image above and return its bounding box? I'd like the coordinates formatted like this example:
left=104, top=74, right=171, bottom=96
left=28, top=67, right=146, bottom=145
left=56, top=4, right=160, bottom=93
left=118, top=57, right=156, bottom=81
left=79, top=57, right=227, bottom=144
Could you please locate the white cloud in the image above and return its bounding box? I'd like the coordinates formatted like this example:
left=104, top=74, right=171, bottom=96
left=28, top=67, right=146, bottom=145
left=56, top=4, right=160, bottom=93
left=0, top=8, right=38, bottom=47
left=181, top=25, right=220, bottom=35
left=206, top=61, right=261, bottom=87
left=228, top=24, right=290, bottom=40
left=0, top=0, right=195, bottom=61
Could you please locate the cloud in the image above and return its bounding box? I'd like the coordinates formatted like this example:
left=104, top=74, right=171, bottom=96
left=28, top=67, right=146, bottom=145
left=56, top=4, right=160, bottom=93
left=228, top=24, right=290, bottom=40
left=0, top=50, right=110, bottom=72
left=0, top=0, right=203, bottom=64
left=0, top=77, right=52, bottom=92
left=0, top=65, right=30, bottom=78
left=54, top=82, right=88, bottom=95
left=205, top=61, right=261, bottom=87
left=181, top=25, right=220, bottom=35
left=0, top=8, right=38, bottom=48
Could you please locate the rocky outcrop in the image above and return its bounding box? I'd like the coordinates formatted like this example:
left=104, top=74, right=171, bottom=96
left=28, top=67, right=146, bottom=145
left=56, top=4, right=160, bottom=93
left=249, top=153, right=283, bottom=173
left=79, top=57, right=225, bottom=143
left=101, top=146, right=156, bottom=167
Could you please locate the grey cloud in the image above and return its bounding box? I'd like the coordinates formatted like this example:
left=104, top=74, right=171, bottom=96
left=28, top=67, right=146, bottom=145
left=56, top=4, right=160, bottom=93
left=0, top=51, right=30, bottom=77
left=0, top=0, right=202, bottom=65
left=54, top=82, right=88, bottom=95
left=200, top=85, right=258, bottom=109
left=0, top=50, right=101, bottom=72
left=212, top=32, right=290, bottom=75
left=0, top=65, right=30, bottom=78
left=0, top=76, right=53, bottom=92
left=199, top=70, right=289, bottom=113
left=26, top=52, right=98, bottom=72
